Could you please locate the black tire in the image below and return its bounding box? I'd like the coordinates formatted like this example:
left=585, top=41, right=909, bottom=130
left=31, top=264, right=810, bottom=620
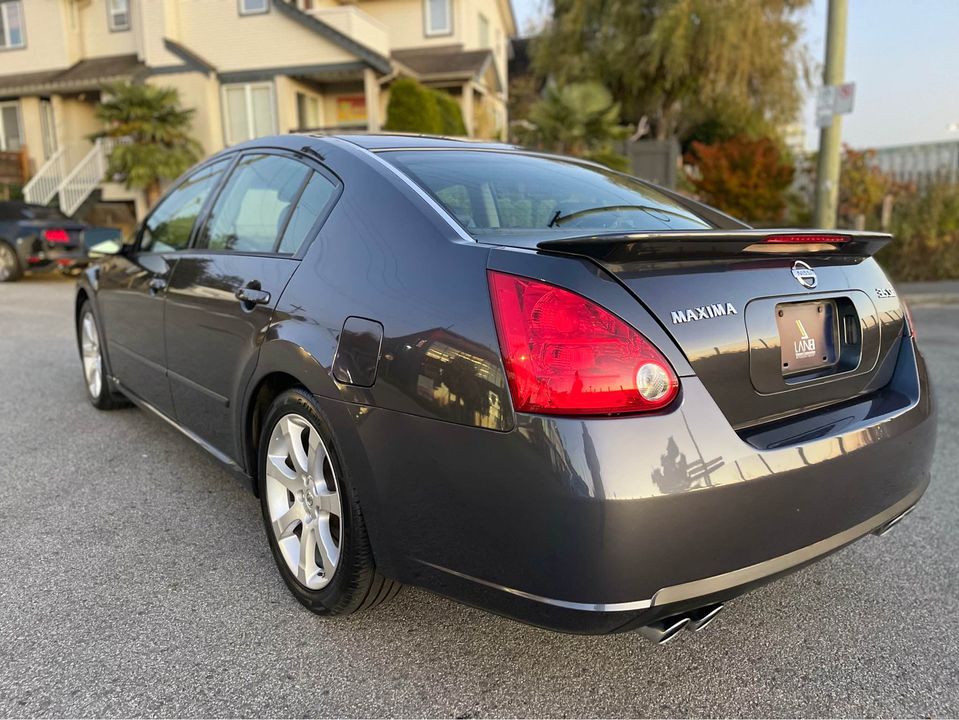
left=0, top=241, right=23, bottom=282
left=77, top=301, right=128, bottom=410
left=258, top=388, right=400, bottom=615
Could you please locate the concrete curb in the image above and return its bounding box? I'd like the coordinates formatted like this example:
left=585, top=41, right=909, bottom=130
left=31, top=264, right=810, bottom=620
left=903, top=293, right=959, bottom=307
left=900, top=281, right=959, bottom=307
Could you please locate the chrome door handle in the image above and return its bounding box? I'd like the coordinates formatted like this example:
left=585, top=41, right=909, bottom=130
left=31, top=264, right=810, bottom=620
left=235, top=287, right=271, bottom=306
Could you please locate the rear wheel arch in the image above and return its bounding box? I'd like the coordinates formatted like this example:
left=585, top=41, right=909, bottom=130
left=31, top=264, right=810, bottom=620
left=242, top=367, right=398, bottom=578
left=75, top=289, right=90, bottom=333
left=243, top=371, right=309, bottom=493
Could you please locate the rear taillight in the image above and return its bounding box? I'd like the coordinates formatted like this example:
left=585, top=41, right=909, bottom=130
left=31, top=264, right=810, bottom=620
left=42, top=228, right=70, bottom=243
left=487, top=271, right=679, bottom=416
left=764, top=234, right=848, bottom=244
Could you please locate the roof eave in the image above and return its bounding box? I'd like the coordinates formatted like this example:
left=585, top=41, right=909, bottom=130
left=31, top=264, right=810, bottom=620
left=272, top=0, right=391, bottom=75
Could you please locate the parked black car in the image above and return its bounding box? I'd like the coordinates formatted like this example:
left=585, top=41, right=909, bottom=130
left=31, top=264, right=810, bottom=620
left=74, top=135, right=936, bottom=642
left=0, top=201, right=122, bottom=282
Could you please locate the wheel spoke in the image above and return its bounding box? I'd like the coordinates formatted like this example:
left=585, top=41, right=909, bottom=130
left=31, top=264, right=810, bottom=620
left=282, top=417, right=309, bottom=475
left=297, top=522, right=319, bottom=585
left=266, top=454, right=300, bottom=492
left=272, top=503, right=305, bottom=540
left=316, top=490, right=340, bottom=518
left=307, top=429, right=326, bottom=481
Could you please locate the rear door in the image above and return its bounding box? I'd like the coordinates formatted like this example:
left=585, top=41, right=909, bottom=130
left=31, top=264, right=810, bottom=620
left=96, top=159, right=230, bottom=416
left=163, top=151, right=339, bottom=458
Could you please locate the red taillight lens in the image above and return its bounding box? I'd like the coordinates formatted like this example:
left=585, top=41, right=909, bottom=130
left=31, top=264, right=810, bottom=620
left=487, top=271, right=679, bottom=416
left=42, top=228, right=70, bottom=243
left=764, top=234, right=848, bottom=244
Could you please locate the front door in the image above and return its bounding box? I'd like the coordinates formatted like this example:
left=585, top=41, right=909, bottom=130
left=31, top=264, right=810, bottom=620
left=163, top=152, right=338, bottom=459
left=96, top=159, right=230, bottom=416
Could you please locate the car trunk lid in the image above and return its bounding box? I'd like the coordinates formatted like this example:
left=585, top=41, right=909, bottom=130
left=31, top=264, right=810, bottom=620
left=20, top=220, right=86, bottom=251
left=533, top=230, right=907, bottom=430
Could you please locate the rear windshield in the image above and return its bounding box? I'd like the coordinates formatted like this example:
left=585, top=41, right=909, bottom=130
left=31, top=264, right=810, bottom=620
left=381, top=150, right=713, bottom=236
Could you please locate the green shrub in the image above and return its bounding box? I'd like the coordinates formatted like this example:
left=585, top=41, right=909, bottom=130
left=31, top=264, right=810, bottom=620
left=878, top=181, right=959, bottom=281
left=435, top=91, right=467, bottom=136
left=384, top=78, right=442, bottom=134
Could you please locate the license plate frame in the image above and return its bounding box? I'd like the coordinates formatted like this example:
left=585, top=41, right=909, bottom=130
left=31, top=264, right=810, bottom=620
left=776, top=300, right=839, bottom=376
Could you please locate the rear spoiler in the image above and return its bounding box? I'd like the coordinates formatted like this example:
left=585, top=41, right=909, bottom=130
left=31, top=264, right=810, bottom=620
left=536, top=230, right=893, bottom=262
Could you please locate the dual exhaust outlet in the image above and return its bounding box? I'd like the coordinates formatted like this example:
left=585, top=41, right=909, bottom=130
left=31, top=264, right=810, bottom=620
left=639, top=602, right=724, bottom=645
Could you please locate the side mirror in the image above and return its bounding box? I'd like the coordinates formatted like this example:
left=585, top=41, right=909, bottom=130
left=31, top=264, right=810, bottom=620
left=85, top=227, right=126, bottom=257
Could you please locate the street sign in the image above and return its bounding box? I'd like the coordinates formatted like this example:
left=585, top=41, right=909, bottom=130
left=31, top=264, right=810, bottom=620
left=816, top=86, right=836, bottom=128
left=815, top=82, right=856, bottom=128
left=834, top=82, right=856, bottom=114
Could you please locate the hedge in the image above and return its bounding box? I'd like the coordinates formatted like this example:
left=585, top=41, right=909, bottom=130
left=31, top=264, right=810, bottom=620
left=384, top=77, right=466, bottom=136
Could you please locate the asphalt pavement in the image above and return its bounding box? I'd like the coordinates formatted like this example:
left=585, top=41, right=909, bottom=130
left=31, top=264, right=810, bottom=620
left=0, top=275, right=957, bottom=718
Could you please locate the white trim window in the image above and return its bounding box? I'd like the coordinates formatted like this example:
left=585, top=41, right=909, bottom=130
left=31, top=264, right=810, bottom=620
left=0, top=1, right=26, bottom=49
left=107, top=0, right=131, bottom=31
left=222, top=82, right=276, bottom=145
left=424, top=0, right=451, bottom=36
left=0, top=101, right=23, bottom=151
left=239, top=0, right=269, bottom=16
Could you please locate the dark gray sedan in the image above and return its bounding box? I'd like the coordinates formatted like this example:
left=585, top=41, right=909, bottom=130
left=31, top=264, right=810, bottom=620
left=74, top=134, right=936, bottom=643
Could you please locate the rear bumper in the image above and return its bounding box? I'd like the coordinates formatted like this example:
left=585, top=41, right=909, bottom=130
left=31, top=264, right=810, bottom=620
left=14, top=236, right=88, bottom=271
left=349, top=336, right=936, bottom=634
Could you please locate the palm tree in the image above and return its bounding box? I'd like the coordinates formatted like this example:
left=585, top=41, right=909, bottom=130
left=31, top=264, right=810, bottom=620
left=520, top=81, right=628, bottom=170
left=94, top=82, right=203, bottom=205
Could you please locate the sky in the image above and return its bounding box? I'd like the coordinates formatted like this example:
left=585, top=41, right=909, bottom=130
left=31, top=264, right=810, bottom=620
left=511, top=0, right=959, bottom=151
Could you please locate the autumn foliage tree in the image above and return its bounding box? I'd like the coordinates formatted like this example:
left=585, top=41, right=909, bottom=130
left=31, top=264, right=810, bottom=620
left=685, top=137, right=795, bottom=223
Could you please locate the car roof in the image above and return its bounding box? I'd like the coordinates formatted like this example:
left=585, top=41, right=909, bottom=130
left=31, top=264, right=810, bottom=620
left=209, top=133, right=520, bottom=161
left=324, top=133, right=520, bottom=152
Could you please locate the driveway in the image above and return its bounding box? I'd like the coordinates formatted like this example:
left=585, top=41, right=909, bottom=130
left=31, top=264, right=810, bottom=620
left=0, top=276, right=956, bottom=717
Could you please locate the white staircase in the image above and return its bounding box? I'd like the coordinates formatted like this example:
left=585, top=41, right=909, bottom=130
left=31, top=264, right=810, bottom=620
left=23, top=139, right=112, bottom=216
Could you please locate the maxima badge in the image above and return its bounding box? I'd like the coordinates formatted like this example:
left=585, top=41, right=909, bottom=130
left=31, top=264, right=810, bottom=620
left=791, top=260, right=818, bottom=289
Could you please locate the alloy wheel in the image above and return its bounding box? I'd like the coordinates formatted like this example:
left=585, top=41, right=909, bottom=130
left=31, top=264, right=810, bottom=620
left=0, top=244, right=15, bottom=281
left=80, top=312, right=103, bottom=399
left=265, top=414, right=342, bottom=590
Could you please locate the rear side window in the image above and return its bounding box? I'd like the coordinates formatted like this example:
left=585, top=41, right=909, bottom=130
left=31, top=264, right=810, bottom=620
left=277, top=172, right=337, bottom=255
left=141, top=160, right=229, bottom=253
left=382, top=150, right=713, bottom=235
left=197, top=154, right=310, bottom=253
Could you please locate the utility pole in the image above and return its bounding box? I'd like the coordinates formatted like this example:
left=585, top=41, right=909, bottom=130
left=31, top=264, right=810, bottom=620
left=813, top=0, right=848, bottom=228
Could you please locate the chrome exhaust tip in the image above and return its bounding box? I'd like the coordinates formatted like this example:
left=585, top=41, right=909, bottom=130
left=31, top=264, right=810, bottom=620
left=685, top=603, right=724, bottom=632
left=638, top=616, right=691, bottom=645
left=873, top=505, right=916, bottom=537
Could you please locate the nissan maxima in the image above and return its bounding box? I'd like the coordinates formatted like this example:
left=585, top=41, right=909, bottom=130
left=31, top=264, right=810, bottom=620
left=74, top=134, right=936, bottom=643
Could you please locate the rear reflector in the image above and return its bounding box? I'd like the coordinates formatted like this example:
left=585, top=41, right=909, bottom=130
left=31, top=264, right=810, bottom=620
left=42, top=228, right=70, bottom=243
left=764, top=234, right=848, bottom=244
left=487, top=271, right=679, bottom=416
left=902, top=299, right=916, bottom=338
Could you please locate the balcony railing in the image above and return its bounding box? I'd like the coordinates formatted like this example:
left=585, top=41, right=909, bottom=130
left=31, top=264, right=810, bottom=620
left=306, top=4, right=390, bottom=57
